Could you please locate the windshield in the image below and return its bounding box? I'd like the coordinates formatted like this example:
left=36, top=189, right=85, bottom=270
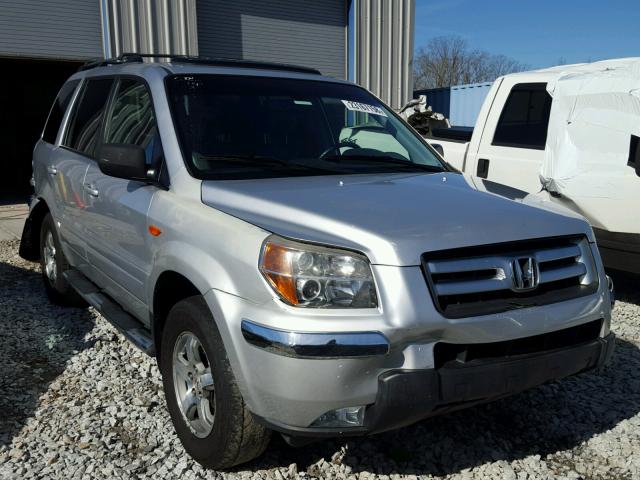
left=166, top=74, right=446, bottom=180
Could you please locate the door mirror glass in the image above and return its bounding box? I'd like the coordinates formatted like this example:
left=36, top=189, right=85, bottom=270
left=97, top=143, right=148, bottom=181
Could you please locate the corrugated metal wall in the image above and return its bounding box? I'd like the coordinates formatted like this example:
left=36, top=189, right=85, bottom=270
left=449, top=82, right=493, bottom=127
left=0, top=0, right=102, bottom=59
left=196, top=0, right=346, bottom=79
left=352, top=0, right=414, bottom=109
left=101, top=0, right=198, bottom=58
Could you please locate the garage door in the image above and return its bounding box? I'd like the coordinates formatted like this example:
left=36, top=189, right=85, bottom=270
left=196, top=0, right=346, bottom=79
left=0, top=0, right=101, bottom=60
left=0, top=58, right=81, bottom=198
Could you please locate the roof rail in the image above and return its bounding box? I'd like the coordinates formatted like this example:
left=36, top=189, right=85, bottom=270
left=78, top=53, right=321, bottom=75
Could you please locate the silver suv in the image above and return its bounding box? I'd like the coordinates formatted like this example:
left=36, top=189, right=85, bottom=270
left=20, top=54, right=615, bottom=469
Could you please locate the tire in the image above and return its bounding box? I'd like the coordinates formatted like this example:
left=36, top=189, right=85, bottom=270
left=39, top=213, right=85, bottom=307
left=160, top=296, right=271, bottom=469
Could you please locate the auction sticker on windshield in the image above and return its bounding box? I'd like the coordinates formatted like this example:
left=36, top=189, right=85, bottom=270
left=342, top=100, right=387, bottom=117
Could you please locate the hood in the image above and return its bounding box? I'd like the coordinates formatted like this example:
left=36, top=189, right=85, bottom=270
left=201, top=173, right=593, bottom=266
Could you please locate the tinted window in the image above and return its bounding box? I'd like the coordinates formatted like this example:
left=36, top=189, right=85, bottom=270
left=492, top=83, right=552, bottom=149
left=42, top=80, right=80, bottom=144
left=166, top=75, right=445, bottom=180
left=103, top=78, right=161, bottom=165
left=65, top=78, right=114, bottom=156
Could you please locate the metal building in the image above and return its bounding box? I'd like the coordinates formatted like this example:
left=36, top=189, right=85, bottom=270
left=0, top=0, right=414, bottom=199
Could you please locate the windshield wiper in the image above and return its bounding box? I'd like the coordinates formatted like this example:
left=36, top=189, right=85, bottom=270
left=197, top=154, right=290, bottom=167
left=196, top=154, right=340, bottom=173
left=323, top=154, right=446, bottom=172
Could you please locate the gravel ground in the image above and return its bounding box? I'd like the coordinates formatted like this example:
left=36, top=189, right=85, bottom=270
left=0, top=238, right=639, bottom=480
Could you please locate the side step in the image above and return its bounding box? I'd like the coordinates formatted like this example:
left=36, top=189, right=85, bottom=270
left=64, top=270, right=155, bottom=356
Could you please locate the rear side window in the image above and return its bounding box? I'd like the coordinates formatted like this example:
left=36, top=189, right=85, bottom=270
left=492, top=83, right=552, bottom=149
left=103, top=78, right=161, bottom=165
left=42, top=80, right=80, bottom=144
left=64, top=78, right=114, bottom=157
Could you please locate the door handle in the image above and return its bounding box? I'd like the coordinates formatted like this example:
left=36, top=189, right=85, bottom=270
left=47, top=165, right=58, bottom=175
left=477, top=158, right=490, bottom=179
left=84, top=183, right=99, bottom=197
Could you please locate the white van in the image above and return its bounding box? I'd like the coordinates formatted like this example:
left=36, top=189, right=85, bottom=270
left=427, top=58, right=640, bottom=274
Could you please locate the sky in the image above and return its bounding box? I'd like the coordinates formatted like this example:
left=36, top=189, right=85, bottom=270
left=414, top=0, right=640, bottom=69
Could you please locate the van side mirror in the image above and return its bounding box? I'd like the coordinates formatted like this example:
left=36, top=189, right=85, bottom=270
left=431, top=143, right=444, bottom=157
left=629, top=135, right=640, bottom=177
left=97, top=143, right=148, bottom=181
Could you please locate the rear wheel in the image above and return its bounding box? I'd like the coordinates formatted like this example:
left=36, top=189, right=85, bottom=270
left=39, top=213, right=85, bottom=306
left=160, top=296, right=271, bottom=469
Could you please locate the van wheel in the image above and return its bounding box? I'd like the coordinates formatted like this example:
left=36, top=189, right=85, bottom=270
left=160, top=296, right=271, bottom=469
left=39, top=213, right=85, bottom=307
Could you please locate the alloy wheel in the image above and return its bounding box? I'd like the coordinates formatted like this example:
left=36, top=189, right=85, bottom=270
left=172, top=331, right=216, bottom=438
left=43, top=230, right=57, bottom=283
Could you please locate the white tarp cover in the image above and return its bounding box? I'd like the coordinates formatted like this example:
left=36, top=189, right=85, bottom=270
left=540, top=58, right=640, bottom=233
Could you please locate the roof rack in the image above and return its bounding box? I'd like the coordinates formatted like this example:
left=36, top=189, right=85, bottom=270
left=78, top=53, right=322, bottom=75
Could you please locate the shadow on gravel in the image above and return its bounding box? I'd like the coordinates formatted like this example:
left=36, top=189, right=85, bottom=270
left=0, top=260, right=95, bottom=448
left=246, top=339, right=640, bottom=477
left=608, top=269, right=640, bottom=306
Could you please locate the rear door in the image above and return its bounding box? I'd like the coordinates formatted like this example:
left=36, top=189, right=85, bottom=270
left=35, top=78, right=80, bottom=223
left=472, top=81, right=552, bottom=193
left=81, top=77, right=162, bottom=322
left=52, top=77, right=114, bottom=265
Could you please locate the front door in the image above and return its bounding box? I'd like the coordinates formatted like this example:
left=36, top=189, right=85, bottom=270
left=470, top=81, right=551, bottom=194
left=54, top=78, right=115, bottom=265
left=82, top=78, right=162, bottom=323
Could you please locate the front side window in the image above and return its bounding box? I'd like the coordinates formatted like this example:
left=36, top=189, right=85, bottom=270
left=64, top=78, right=114, bottom=157
left=166, top=75, right=446, bottom=180
left=103, top=78, right=162, bottom=166
left=42, top=80, right=80, bottom=144
left=492, top=83, right=552, bottom=149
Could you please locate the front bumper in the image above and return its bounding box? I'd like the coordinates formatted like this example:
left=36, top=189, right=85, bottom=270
left=254, top=333, right=616, bottom=438
left=203, top=254, right=612, bottom=433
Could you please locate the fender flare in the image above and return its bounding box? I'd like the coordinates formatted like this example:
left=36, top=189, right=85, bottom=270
left=19, top=197, right=49, bottom=261
left=146, top=240, right=240, bottom=311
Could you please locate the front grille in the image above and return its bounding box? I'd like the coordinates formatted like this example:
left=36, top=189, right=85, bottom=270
left=422, top=236, right=599, bottom=318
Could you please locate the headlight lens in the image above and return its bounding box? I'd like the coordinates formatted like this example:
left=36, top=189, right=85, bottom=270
left=259, top=236, right=378, bottom=308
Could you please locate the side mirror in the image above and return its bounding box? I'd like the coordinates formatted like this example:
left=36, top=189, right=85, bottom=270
left=629, top=135, right=640, bottom=177
left=97, top=143, right=148, bottom=181
left=431, top=143, right=444, bottom=157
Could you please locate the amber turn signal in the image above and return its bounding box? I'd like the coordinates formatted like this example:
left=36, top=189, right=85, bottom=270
left=148, top=225, right=162, bottom=237
left=260, top=242, right=299, bottom=305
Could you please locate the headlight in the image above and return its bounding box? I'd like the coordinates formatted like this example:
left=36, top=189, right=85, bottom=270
left=259, top=236, right=378, bottom=308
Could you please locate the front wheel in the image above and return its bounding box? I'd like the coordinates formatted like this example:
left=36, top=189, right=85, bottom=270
left=160, top=296, right=271, bottom=469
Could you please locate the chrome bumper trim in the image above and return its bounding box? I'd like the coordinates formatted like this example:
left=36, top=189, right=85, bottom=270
left=240, top=320, right=390, bottom=359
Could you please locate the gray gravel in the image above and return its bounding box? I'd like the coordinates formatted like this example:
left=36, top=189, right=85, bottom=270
left=0, top=238, right=639, bottom=480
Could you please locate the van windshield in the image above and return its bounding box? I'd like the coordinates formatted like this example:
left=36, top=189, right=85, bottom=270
left=166, top=74, right=446, bottom=180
